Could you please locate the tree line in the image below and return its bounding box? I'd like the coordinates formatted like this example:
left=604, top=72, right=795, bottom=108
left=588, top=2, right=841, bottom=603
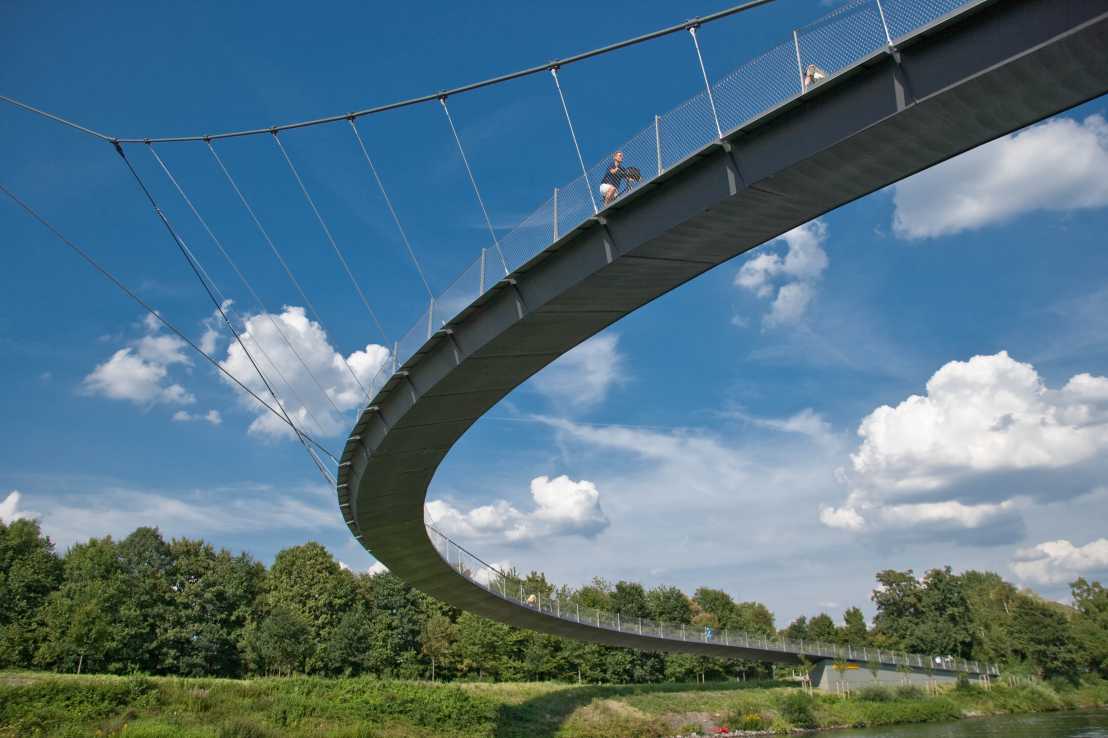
left=1, top=519, right=1106, bottom=683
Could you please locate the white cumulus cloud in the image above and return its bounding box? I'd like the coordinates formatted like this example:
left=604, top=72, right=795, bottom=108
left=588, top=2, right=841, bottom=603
left=1012, top=538, right=1108, bottom=585
left=218, top=306, right=389, bottom=439
left=426, top=474, right=609, bottom=545
left=172, top=409, right=223, bottom=426
left=736, top=220, right=829, bottom=327
left=82, top=315, right=195, bottom=407
left=893, top=113, right=1108, bottom=239
left=821, top=352, right=1108, bottom=540
left=0, top=491, right=37, bottom=524
left=531, top=333, right=625, bottom=411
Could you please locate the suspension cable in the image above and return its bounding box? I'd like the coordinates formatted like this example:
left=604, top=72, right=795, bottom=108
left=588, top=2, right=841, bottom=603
left=689, top=25, right=723, bottom=139
left=205, top=141, right=373, bottom=402
left=1, top=1, right=774, bottom=144
left=145, top=148, right=335, bottom=444
left=0, top=181, right=338, bottom=465
left=111, top=142, right=335, bottom=484
left=271, top=131, right=389, bottom=343
left=137, top=147, right=333, bottom=443
left=439, top=97, right=509, bottom=275
left=550, top=67, right=598, bottom=215
left=348, top=118, right=434, bottom=300
left=147, top=144, right=348, bottom=426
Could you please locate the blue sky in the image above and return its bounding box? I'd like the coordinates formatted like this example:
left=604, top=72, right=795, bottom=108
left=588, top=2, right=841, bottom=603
left=3, top=0, right=1108, bottom=625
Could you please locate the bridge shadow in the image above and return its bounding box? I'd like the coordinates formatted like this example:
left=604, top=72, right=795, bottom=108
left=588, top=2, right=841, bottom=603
left=492, top=679, right=793, bottom=738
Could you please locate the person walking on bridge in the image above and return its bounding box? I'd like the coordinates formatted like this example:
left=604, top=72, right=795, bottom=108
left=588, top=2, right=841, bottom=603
left=600, top=150, right=630, bottom=205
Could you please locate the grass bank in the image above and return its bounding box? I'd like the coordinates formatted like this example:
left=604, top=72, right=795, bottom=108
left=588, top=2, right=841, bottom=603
left=2, top=671, right=1106, bottom=738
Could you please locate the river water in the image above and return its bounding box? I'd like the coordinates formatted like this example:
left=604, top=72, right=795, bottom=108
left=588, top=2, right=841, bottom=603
left=827, top=711, right=1108, bottom=738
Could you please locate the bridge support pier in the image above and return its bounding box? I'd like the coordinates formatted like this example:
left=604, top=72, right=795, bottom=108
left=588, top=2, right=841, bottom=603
left=810, top=659, right=982, bottom=693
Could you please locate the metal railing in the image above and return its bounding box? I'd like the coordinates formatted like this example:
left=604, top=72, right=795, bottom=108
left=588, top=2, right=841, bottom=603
left=426, top=523, right=998, bottom=676
left=376, top=0, right=997, bottom=678
left=363, top=0, right=978, bottom=395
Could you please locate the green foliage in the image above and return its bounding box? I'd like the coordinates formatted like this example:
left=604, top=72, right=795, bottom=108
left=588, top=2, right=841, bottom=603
left=243, top=605, right=312, bottom=676
left=0, top=519, right=63, bottom=668
left=776, top=690, right=817, bottom=728
left=856, top=685, right=894, bottom=702
left=5, top=520, right=1108, bottom=692
left=1072, top=578, right=1108, bottom=678
left=645, top=585, right=691, bottom=625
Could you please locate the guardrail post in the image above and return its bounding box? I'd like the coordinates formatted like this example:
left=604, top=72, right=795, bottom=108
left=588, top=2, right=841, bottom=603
left=552, top=188, right=559, bottom=240
left=639, top=617, right=643, bottom=634
left=478, top=248, right=486, bottom=294
left=655, top=115, right=663, bottom=175
left=616, top=612, right=621, bottom=631
left=682, top=624, right=687, bottom=640
left=576, top=603, right=580, bottom=622
left=793, top=29, right=805, bottom=92
left=875, top=0, right=894, bottom=46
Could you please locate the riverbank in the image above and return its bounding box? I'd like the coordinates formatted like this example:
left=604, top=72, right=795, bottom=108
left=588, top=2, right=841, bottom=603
left=2, top=671, right=1106, bottom=738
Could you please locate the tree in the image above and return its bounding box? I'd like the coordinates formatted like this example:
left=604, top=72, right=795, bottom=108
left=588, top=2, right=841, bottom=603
left=1009, top=594, right=1081, bottom=682
left=262, top=542, right=359, bottom=673
left=574, top=577, right=612, bottom=611
left=157, top=538, right=263, bottom=677
left=421, top=614, right=456, bottom=681
left=840, top=607, right=868, bottom=646
left=611, top=581, right=649, bottom=619
left=0, top=519, right=62, bottom=667
left=694, top=587, right=737, bottom=628
left=35, top=536, right=131, bottom=674
left=647, top=585, right=692, bottom=625
left=783, top=616, right=809, bottom=642
left=244, top=605, right=312, bottom=676
left=872, top=567, right=974, bottom=658
left=1071, top=577, right=1108, bottom=678
left=733, top=601, right=775, bottom=636
left=323, top=606, right=376, bottom=676
left=808, top=613, right=837, bottom=643
left=455, top=612, right=517, bottom=680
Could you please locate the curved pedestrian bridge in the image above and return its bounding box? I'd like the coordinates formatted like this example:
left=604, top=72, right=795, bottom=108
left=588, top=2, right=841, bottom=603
left=338, top=0, right=1108, bottom=682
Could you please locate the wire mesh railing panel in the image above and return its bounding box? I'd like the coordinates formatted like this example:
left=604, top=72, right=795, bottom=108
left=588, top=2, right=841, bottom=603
left=366, top=360, right=391, bottom=398
left=433, top=253, right=484, bottom=327
left=657, top=90, right=719, bottom=169
left=882, top=0, right=972, bottom=41
left=796, top=0, right=889, bottom=80
left=424, top=521, right=995, bottom=674
left=395, top=303, right=432, bottom=368
left=552, top=174, right=597, bottom=238
left=501, top=195, right=556, bottom=272
left=714, top=41, right=802, bottom=133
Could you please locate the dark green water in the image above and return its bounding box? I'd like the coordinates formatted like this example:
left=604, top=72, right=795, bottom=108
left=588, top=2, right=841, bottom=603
left=828, top=711, right=1108, bottom=737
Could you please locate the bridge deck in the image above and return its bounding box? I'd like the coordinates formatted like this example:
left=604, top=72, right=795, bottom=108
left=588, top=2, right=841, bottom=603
left=338, top=0, right=1108, bottom=672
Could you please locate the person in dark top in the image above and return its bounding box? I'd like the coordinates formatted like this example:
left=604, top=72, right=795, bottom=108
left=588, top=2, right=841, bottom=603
left=600, top=150, right=627, bottom=205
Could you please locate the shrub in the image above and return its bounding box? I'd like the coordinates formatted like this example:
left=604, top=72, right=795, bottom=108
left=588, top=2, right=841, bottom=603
left=777, top=691, right=817, bottom=728
left=894, top=685, right=924, bottom=700
left=857, top=686, right=894, bottom=702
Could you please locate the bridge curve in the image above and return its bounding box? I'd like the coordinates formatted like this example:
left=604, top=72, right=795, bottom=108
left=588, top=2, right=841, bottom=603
left=338, top=0, right=1108, bottom=676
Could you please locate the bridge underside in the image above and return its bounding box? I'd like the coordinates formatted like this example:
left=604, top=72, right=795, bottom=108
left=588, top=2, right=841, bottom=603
left=339, top=0, right=1108, bottom=663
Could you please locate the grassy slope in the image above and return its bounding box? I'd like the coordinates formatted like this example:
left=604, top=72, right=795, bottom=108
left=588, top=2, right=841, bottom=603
left=2, top=672, right=1106, bottom=738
